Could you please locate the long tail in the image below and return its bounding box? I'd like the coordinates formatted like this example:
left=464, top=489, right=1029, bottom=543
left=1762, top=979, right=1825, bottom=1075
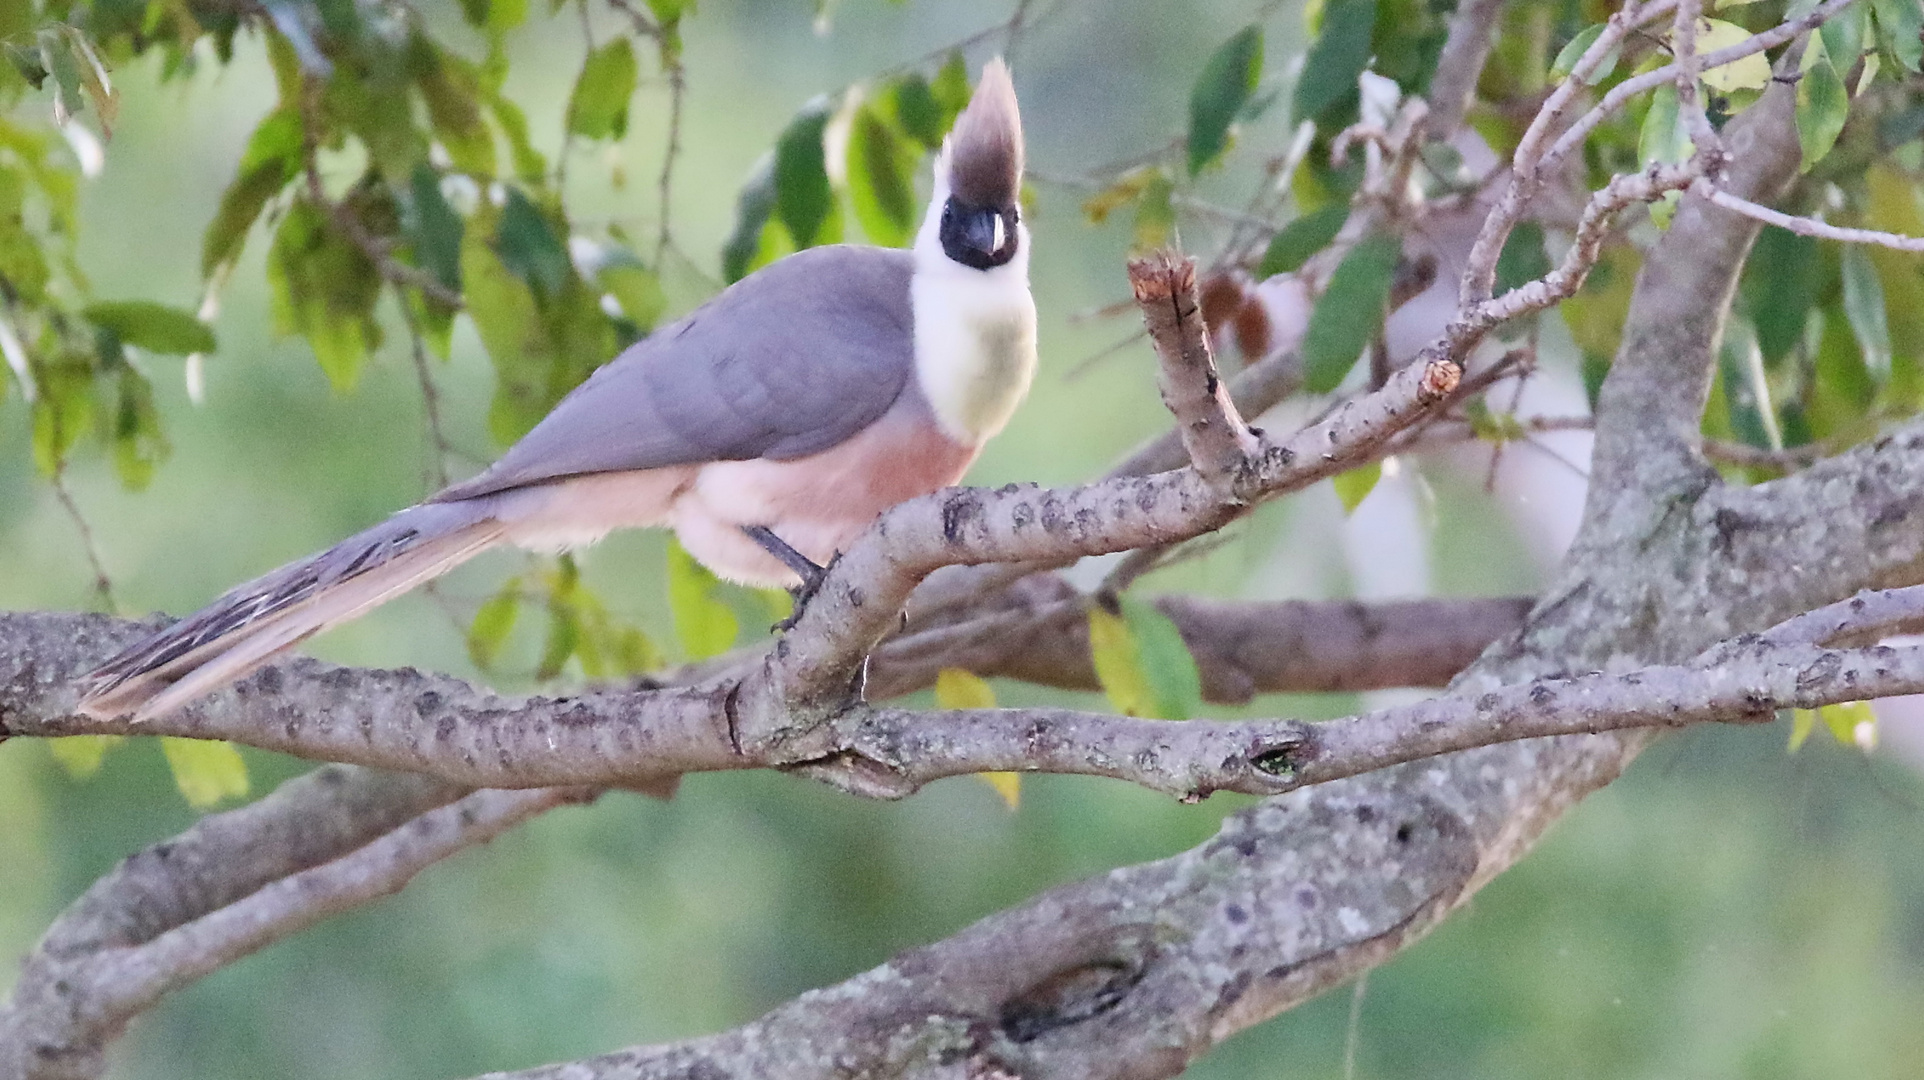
left=78, top=502, right=507, bottom=721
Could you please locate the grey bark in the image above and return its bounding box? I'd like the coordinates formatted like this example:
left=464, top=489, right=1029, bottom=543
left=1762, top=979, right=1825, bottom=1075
left=5, top=57, right=1910, bottom=1080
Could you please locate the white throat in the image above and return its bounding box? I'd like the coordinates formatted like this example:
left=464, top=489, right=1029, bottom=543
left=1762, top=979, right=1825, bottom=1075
left=909, top=168, right=1039, bottom=446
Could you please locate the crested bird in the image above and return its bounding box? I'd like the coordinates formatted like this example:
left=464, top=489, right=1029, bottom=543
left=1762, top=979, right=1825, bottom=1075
left=79, top=59, right=1035, bottom=722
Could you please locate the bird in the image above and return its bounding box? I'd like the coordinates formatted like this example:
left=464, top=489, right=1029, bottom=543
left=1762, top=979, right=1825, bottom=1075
left=78, top=59, right=1035, bottom=722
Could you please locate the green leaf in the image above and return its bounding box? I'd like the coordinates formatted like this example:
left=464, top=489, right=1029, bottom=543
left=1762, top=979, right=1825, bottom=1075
left=1638, top=85, right=1689, bottom=228
left=47, top=735, right=122, bottom=778
left=935, top=667, right=996, bottom=709
left=1638, top=83, right=1690, bottom=167
left=30, top=351, right=93, bottom=478
left=467, top=579, right=521, bottom=669
left=775, top=97, right=834, bottom=250
left=1089, top=602, right=1155, bottom=718
left=1551, top=24, right=1620, bottom=84
left=1822, top=700, right=1876, bottom=748
left=1808, top=306, right=1877, bottom=441
left=666, top=539, right=739, bottom=660
left=267, top=201, right=382, bottom=392
left=535, top=596, right=580, bottom=680
left=1840, top=244, right=1891, bottom=382
left=487, top=0, right=528, bottom=35
left=1494, top=221, right=1552, bottom=297
left=929, top=51, right=971, bottom=126
left=106, top=364, right=169, bottom=490
left=487, top=91, right=548, bottom=183
left=567, top=37, right=638, bottom=140
left=325, top=69, right=426, bottom=182
left=1741, top=226, right=1820, bottom=364
left=1792, top=701, right=1876, bottom=750
left=1188, top=26, right=1263, bottom=175
left=1863, top=166, right=1924, bottom=407
left=161, top=737, right=250, bottom=809
left=846, top=104, right=917, bottom=247
left=645, top=0, right=691, bottom=23
left=40, top=29, right=83, bottom=126
left=1258, top=204, right=1347, bottom=278
left=462, top=219, right=547, bottom=441
left=83, top=301, right=215, bottom=355
left=1132, top=168, right=1175, bottom=252
left=1872, top=0, right=1923, bottom=72
left=1819, top=2, right=1868, bottom=74
left=1294, top=0, right=1377, bottom=124
left=405, top=164, right=464, bottom=293
left=1796, top=37, right=1849, bottom=172
left=1715, top=320, right=1782, bottom=453
left=1691, top=19, right=1772, bottom=92
left=1088, top=598, right=1203, bottom=721
left=496, top=188, right=571, bottom=298
left=934, top=666, right=1024, bottom=802
left=599, top=263, right=666, bottom=332
left=890, top=73, right=945, bottom=149
left=57, top=27, right=116, bottom=135
left=412, top=40, right=495, bottom=177
left=1788, top=707, right=1817, bottom=751
left=721, top=153, right=778, bottom=283
left=202, top=109, right=302, bottom=278
left=1332, top=459, right=1382, bottom=512
left=1301, top=232, right=1401, bottom=393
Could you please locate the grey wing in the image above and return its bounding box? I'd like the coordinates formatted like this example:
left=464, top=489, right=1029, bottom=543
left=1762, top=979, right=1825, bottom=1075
left=435, top=245, right=918, bottom=502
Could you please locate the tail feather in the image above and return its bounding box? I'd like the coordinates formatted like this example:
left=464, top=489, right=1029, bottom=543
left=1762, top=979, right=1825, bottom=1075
left=79, top=503, right=505, bottom=721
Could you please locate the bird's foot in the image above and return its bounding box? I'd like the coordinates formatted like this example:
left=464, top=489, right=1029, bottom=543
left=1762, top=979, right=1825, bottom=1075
left=740, top=525, right=829, bottom=632
left=776, top=562, right=829, bottom=632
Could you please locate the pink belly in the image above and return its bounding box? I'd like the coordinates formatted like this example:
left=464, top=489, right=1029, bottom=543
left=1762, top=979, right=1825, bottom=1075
left=671, top=408, right=977, bottom=586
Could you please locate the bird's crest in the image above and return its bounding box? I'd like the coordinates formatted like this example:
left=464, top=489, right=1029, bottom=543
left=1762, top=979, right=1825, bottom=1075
left=945, top=58, right=1023, bottom=209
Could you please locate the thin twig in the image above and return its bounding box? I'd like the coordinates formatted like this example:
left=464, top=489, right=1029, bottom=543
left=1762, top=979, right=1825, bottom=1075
left=1542, top=0, right=1863, bottom=173
left=397, top=296, right=454, bottom=492
left=1690, top=181, right=1924, bottom=252
left=50, top=472, right=117, bottom=613
left=1701, top=437, right=1824, bottom=469
left=656, top=55, right=684, bottom=263
left=1670, top=0, right=1726, bottom=171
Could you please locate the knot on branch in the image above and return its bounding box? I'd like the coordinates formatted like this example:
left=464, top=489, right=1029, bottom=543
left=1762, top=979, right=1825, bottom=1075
left=1418, top=357, right=1461, bottom=400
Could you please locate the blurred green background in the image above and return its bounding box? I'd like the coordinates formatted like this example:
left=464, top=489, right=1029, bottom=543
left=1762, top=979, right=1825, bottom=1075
left=3, top=1, right=1923, bottom=1077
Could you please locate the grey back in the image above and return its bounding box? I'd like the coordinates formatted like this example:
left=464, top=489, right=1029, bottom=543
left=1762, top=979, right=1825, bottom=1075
left=436, top=245, right=917, bottom=502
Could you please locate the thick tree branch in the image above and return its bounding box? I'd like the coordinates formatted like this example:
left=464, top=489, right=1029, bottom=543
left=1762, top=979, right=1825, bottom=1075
left=868, top=592, right=1534, bottom=702
left=0, top=778, right=560, bottom=1080
left=481, top=791, right=1479, bottom=1080
left=1424, top=0, right=1509, bottom=138
left=1575, top=79, right=1801, bottom=557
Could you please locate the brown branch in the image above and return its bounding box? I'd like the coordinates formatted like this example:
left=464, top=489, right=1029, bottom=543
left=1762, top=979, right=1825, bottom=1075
left=1128, top=252, right=1261, bottom=489
left=0, top=766, right=471, bottom=1078
left=1424, top=0, right=1510, bottom=138
left=1582, top=80, right=1801, bottom=533
left=2, top=783, right=576, bottom=1079
left=868, top=593, right=1536, bottom=702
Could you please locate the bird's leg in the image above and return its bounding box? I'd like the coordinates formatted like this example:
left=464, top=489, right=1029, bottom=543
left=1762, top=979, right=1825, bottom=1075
left=740, top=525, right=828, bottom=629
